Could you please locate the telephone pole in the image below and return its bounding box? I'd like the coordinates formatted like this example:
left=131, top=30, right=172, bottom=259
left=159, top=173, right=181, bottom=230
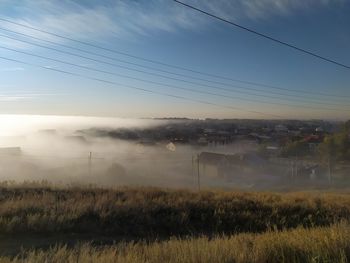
left=192, top=154, right=195, bottom=188
left=197, top=154, right=200, bottom=192
left=328, top=155, right=332, bottom=184
left=88, top=151, right=92, bottom=177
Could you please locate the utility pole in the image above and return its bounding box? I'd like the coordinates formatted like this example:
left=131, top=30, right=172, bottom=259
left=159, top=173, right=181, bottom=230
left=192, top=154, right=195, bottom=188
left=197, top=154, right=200, bottom=192
left=328, top=155, right=332, bottom=184
left=88, top=151, right=92, bottom=177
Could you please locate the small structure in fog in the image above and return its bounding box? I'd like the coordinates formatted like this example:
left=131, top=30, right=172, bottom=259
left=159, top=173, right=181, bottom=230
left=198, top=151, right=266, bottom=179
left=166, top=142, right=176, bottom=152
left=275, top=124, right=288, bottom=133
left=303, top=135, right=323, bottom=152
left=296, top=164, right=325, bottom=180
left=315, top=127, right=324, bottom=133
left=136, top=139, right=156, bottom=146
left=197, top=136, right=208, bottom=145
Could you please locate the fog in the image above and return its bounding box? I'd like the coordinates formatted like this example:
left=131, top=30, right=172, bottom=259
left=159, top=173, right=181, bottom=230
left=0, top=115, right=166, bottom=136
left=0, top=115, right=329, bottom=190
left=0, top=115, right=195, bottom=188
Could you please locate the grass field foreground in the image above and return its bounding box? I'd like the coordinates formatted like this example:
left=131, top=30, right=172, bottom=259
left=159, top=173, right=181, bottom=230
left=0, top=184, right=350, bottom=237
left=0, top=223, right=348, bottom=263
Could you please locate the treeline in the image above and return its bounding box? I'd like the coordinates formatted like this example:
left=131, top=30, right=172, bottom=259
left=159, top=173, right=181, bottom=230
left=282, top=120, right=350, bottom=161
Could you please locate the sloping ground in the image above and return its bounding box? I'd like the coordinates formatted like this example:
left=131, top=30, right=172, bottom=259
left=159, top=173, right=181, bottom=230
left=1, top=223, right=349, bottom=263
left=0, top=185, right=350, bottom=238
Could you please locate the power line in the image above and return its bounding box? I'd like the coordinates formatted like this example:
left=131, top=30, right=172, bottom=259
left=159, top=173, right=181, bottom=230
left=174, top=0, right=350, bottom=70
left=0, top=32, right=335, bottom=105
left=0, top=31, right=347, bottom=105
left=0, top=55, right=283, bottom=118
left=0, top=17, right=348, bottom=99
left=1, top=27, right=345, bottom=104
left=1, top=34, right=348, bottom=107
left=1, top=45, right=348, bottom=113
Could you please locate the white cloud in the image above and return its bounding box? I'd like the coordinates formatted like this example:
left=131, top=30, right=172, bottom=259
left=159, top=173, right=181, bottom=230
left=186, top=0, right=347, bottom=21
left=236, top=0, right=347, bottom=20
left=0, top=0, right=346, bottom=46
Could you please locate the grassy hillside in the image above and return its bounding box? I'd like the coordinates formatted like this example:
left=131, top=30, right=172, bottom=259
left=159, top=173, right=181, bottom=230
left=0, top=183, right=350, bottom=238
left=1, top=223, right=349, bottom=263
left=1, top=183, right=350, bottom=262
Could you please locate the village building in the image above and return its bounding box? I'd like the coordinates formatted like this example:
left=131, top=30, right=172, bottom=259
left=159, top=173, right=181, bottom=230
left=198, top=151, right=266, bottom=179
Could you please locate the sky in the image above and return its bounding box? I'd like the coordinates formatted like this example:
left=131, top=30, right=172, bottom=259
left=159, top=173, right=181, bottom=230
left=0, top=0, right=349, bottom=120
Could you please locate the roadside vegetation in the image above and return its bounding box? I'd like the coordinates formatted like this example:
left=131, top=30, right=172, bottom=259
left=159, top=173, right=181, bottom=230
left=1, top=223, right=350, bottom=263
left=1, top=182, right=350, bottom=262
left=0, top=182, right=350, bottom=237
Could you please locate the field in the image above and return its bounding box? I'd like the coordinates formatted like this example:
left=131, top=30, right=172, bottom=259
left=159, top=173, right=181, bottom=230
left=1, top=182, right=350, bottom=262
left=1, top=224, right=349, bottom=263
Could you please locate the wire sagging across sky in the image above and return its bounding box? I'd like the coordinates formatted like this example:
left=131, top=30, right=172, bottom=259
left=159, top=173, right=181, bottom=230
left=174, top=0, right=350, bottom=70
left=1, top=45, right=348, bottom=113
left=0, top=32, right=348, bottom=108
left=0, top=55, right=285, bottom=118
left=0, top=16, right=348, bottom=100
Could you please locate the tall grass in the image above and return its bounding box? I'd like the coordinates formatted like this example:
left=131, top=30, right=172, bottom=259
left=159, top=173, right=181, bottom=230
left=1, top=223, right=349, bottom=263
left=0, top=183, right=350, bottom=237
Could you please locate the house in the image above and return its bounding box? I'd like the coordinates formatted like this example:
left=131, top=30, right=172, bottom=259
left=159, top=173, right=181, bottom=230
left=265, top=145, right=280, bottom=156
left=275, top=124, right=288, bottom=133
left=197, top=136, right=208, bottom=145
left=198, top=151, right=266, bottom=179
left=292, top=162, right=328, bottom=181
left=198, top=152, right=229, bottom=166
left=315, top=127, right=324, bottom=133
left=166, top=142, right=176, bottom=152
left=198, top=152, right=238, bottom=179
left=235, top=126, right=252, bottom=135
left=303, top=135, right=323, bottom=152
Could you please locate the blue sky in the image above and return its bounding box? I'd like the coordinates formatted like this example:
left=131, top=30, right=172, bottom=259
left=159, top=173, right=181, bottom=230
left=0, top=0, right=349, bottom=119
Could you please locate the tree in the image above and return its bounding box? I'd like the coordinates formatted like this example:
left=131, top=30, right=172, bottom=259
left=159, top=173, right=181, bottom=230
left=318, top=121, right=350, bottom=162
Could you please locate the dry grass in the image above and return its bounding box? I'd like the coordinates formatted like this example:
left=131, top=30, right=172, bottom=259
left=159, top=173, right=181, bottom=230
left=1, top=182, right=350, bottom=262
left=0, top=182, right=350, bottom=237
left=1, top=223, right=349, bottom=263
